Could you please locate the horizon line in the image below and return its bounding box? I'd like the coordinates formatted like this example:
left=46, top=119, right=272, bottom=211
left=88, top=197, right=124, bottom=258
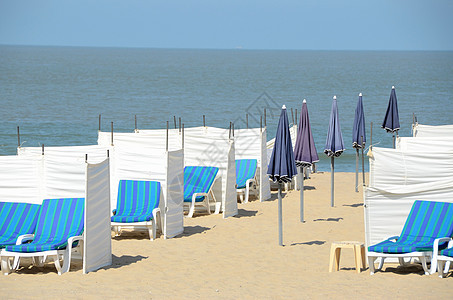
left=1, top=43, right=452, bottom=52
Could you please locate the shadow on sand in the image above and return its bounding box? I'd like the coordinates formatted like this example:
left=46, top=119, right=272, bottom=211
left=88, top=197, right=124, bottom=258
left=234, top=208, right=259, bottom=218
left=313, top=217, right=343, bottom=222
left=290, top=240, right=326, bottom=246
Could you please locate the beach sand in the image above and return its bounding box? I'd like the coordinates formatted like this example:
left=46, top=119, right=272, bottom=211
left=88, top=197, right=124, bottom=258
left=1, top=172, right=451, bottom=299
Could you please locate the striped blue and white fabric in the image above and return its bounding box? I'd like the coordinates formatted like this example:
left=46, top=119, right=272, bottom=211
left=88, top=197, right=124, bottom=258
left=236, top=159, right=257, bottom=189
left=0, top=202, right=40, bottom=248
left=368, top=200, right=453, bottom=254
left=111, top=180, right=161, bottom=223
left=4, top=198, right=85, bottom=253
left=184, top=166, right=219, bottom=202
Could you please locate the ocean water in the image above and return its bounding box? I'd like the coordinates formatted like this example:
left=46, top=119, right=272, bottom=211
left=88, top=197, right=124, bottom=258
left=1, top=45, right=452, bottom=172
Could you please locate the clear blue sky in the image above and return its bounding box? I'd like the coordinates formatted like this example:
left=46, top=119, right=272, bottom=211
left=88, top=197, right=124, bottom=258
left=0, top=0, right=452, bottom=50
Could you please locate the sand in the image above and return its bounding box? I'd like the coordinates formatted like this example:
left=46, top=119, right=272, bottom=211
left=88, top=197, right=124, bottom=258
left=0, top=172, right=451, bottom=299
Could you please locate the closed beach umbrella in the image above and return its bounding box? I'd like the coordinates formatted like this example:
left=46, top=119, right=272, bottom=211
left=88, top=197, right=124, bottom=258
left=324, top=96, right=345, bottom=207
left=294, top=99, right=319, bottom=222
left=382, top=86, right=400, bottom=148
left=268, top=105, right=297, bottom=246
left=352, top=93, right=366, bottom=192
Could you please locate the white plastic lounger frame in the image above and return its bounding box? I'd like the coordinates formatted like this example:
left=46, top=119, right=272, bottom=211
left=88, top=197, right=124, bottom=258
left=111, top=208, right=162, bottom=241
left=367, top=248, right=433, bottom=275
left=237, top=173, right=258, bottom=204
left=1, top=235, right=83, bottom=275
left=185, top=175, right=220, bottom=218
left=432, top=238, right=453, bottom=278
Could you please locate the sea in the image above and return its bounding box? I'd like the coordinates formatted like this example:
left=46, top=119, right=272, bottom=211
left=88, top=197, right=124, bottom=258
left=1, top=45, right=452, bottom=172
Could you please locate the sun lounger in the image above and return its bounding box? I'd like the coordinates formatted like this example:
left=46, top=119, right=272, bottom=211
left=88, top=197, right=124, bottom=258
left=0, top=202, right=40, bottom=249
left=111, top=180, right=161, bottom=240
left=367, top=200, right=453, bottom=275
left=1, top=198, right=85, bottom=275
left=432, top=238, right=453, bottom=278
left=235, top=159, right=258, bottom=203
left=184, top=166, right=219, bottom=218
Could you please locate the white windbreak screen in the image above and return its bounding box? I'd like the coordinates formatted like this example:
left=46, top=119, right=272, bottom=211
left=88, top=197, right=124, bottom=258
left=235, top=128, right=271, bottom=201
left=18, top=145, right=110, bottom=163
left=165, top=149, right=184, bottom=238
left=84, top=158, right=112, bottom=274
left=109, top=143, right=184, bottom=239
left=183, top=127, right=238, bottom=218
left=413, top=123, right=453, bottom=137
left=365, top=147, right=453, bottom=249
left=365, top=186, right=453, bottom=249
left=396, top=136, right=453, bottom=152
left=0, top=155, right=41, bottom=204
left=367, top=147, right=453, bottom=190
left=98, top=130, right=183, bottom=150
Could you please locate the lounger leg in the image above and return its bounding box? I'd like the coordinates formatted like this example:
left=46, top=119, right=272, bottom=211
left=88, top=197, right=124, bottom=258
left=245, top=184, right=250, bottom=203
left=52, top=255, right=63, bottom=275
left=444, top=261, right=451, bottom=274
left=148, top=220, right=156, bottom=241
left=368, top=256, right=376, bottom=275
left=438, top=260, right=445, bottom=278
left=420, top=256, right=429, bottom=275
left=377, top=257, right=385, bottom=270
left=12, top=255, right=21, bottom=270
left=239, top=193, right=244, bottom=203
left=1, top=256, right=12, bottom=275
left=187, top=202, right=195, bottom=218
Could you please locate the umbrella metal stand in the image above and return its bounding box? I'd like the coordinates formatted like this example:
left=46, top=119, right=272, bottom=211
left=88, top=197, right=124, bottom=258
left=300, top=166, right=305, bottom=222
left=355, top=148, right=359, bottom=192
left=331, top=156, right=335, bottom=207
left=278, top=181, right=283, bottom=246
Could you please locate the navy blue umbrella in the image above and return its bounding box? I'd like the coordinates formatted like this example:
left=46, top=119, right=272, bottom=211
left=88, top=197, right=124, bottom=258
left=324, top=96, right=345, bottom=207
left=382, top=86, right=400, bottom=148
left=268, top=105, right=297, bottom=246
left=352, top=93, right=366, bottom=192
left=294, top=99, right=319, bottom=222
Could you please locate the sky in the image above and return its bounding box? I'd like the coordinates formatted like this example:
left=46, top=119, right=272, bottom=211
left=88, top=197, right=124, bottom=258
left=0, top=0, right=452, bottom=50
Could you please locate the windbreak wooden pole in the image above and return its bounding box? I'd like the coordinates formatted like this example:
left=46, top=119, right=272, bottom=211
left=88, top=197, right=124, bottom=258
left=135, top=115, right=137, bottom=131
left=110, top=122, right=114, bottom=146
left=98, top=114, right=101, bottom=131
left=166, top=121, right=169, bottom=152
left=246, top=114, right=249, bottom=129
left=174, top=116, right=177, bottom=129
left=203, top=115, right=206, bottom=127
left=17, top=126, right=20, bottom=147
left=182, top=123, right=185, bottom=149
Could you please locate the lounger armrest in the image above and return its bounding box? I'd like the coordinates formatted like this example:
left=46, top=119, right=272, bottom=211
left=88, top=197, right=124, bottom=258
left=67, top=235, right=84, bottom=249
left=152, top=207, right=161, bottom=220
left=433, top=237, right=453, bottom=255
left=448, top=240, right=453, bottom=248
left=16, top=234, right=34, bottom=245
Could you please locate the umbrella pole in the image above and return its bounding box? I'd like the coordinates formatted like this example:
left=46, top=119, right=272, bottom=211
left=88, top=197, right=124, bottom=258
left=331, top=156, right=334, bottom=207
left=361, top=136, right=365, bottom=186
left=392, top=133, right=395, bottom=149
left=355, top=149, right=359, bottom=192
left=300, top=166, right=305, bottom=223
left=278, top=181, right=283, bottom=246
